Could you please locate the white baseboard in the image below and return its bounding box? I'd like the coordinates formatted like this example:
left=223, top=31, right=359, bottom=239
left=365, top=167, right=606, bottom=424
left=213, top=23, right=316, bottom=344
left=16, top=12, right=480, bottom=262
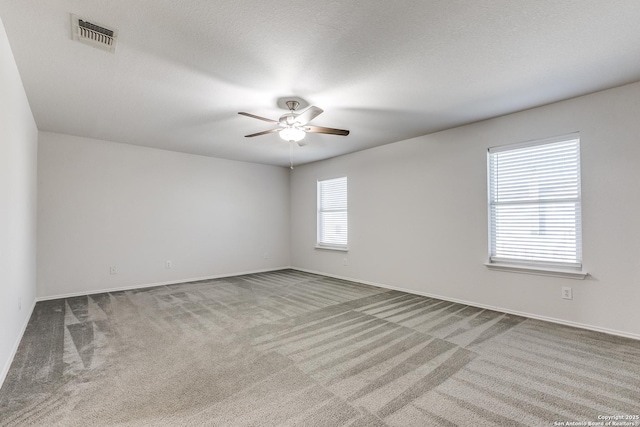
left=291, top=267, right=640, bottom=342
left=0, top=299, right=37, bottom=389
left=36, top=266, right=292, bottom=301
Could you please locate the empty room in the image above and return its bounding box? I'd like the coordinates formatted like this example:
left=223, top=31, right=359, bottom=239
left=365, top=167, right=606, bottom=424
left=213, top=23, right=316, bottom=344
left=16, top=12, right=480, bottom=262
left=1, top=1, right=639, bottom=426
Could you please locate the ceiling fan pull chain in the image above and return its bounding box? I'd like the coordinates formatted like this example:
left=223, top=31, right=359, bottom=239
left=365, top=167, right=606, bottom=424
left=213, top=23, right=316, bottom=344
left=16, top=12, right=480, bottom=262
left=289, top=141, right=294, bottom=170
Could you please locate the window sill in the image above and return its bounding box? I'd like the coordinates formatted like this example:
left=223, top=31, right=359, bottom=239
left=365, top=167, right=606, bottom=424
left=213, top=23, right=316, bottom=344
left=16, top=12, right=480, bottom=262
left=315, top=245, right=349, bottom=252
left=484, top=262, right=588, bottom=280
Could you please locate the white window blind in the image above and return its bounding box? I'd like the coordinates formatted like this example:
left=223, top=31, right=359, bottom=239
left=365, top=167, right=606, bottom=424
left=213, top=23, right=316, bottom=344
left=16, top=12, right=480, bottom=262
left=488, top=135, right=582, bottom=268
left=318, top=177, right=348, bottom=248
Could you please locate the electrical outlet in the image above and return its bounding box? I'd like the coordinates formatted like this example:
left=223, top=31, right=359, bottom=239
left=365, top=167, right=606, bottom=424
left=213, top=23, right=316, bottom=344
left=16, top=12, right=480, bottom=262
left=109, top=265, right=117, bottom=275
left=562, top=286, right=573, bottom=300
left=343, top=258, right=348, bottom=266
left=165, top=260, right=172, bottom=269
left=263, top=252, right=269, bottom=259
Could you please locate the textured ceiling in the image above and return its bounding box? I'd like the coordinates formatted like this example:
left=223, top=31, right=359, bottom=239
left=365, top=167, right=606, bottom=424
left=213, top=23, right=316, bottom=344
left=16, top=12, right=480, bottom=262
left=2, top=1, right=640, bottom=167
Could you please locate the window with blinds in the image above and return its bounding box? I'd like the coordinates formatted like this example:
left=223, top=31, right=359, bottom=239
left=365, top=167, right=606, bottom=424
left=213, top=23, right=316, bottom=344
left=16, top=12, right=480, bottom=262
left=488, top=134, right=582, bottom=268
left=317, top=177, right=348, bottom=249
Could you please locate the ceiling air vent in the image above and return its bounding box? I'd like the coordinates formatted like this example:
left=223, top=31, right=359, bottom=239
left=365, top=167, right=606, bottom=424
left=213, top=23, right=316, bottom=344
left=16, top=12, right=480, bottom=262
left=70, top=14, right=117, bottom=53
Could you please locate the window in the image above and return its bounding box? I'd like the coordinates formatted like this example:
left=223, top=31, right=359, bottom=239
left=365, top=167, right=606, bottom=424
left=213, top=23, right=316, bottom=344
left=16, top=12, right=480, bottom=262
left=317, top=177, right=348, bottom=249
left=488, top=134, right=582, bottom=272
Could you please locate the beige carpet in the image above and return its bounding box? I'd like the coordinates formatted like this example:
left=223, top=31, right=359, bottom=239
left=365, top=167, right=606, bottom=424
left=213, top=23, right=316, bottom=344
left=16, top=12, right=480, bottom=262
left=1, top=270, right=639, bottom=426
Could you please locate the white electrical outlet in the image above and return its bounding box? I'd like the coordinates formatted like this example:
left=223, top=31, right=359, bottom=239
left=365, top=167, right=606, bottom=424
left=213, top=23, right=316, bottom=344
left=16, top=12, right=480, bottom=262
left=109, top=265, right=117, bottom=275
left=562, top=286, right=573, bottom=300
left=165, top=260, right=172, bottom=269
left=343, top=258, right=348, bottom=266
left=263, top=252, right=269, bottom=259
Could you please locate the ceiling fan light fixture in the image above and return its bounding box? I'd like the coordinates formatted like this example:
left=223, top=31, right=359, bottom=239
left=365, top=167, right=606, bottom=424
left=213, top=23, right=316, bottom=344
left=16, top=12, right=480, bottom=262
left=279, top=126, right=306, bottom=142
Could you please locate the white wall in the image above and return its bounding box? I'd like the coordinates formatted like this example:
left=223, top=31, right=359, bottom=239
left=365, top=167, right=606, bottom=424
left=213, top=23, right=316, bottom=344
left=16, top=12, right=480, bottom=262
left=291, top=81, right=640, bottom=339
left=0, top=17, right=38, bottom=385
left=37, top=132, right=290, bottom=298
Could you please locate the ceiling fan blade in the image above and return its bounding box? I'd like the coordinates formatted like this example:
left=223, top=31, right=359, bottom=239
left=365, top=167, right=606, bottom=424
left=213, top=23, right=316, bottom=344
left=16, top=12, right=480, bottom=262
left=238, top=112, right=279, bottom=124
left=305, top=125, right=350, bottom=136
left=293, top=106, right=323, bottom=125
left=245, top=128, right=280, bottom=137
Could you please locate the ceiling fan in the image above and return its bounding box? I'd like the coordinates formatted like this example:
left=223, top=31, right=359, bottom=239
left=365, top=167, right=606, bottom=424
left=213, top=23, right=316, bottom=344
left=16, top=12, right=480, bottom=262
left=238, top=100, right=349, bottom=146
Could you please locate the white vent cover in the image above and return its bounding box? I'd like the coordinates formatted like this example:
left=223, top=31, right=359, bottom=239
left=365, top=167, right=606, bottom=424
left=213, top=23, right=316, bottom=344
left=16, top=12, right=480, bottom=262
left=70, top=14, right=117, bottom=52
